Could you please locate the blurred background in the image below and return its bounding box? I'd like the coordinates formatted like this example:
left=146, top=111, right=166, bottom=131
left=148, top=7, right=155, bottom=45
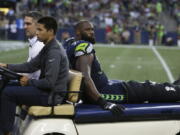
left=0, top=0, right=179, bottom=46
left=0, top=0, right=180, bottom=83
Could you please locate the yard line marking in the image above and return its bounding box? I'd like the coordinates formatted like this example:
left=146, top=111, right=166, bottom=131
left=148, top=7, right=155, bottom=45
left=96, top=44, right=180, bottom=50
left=149, top=44, right=175, bottom=83
left=96, top=44, right=177, bottom=82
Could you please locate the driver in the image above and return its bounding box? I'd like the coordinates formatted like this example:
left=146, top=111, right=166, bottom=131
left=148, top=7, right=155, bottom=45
left=0, top=17, right=69, bottom=135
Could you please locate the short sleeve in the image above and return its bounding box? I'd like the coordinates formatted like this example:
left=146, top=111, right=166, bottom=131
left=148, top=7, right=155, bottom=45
left=75, top=42, right=93, bottom=57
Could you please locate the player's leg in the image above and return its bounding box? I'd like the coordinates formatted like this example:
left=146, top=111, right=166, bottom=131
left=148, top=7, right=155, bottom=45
left=124, top=80, right=180, bottom=103
left=0, top=86, right=49, bottom=134
left=173, top=76, right=180, bottom=85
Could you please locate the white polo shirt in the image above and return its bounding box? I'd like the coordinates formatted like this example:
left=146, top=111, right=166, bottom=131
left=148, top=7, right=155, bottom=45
left=27, top=36, right=44, bottom=79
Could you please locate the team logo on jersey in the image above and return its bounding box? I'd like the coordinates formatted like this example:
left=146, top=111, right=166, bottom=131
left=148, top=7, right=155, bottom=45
left=75, top=42, right=93, bottom=56
left=76, top=43, right=89, bottom=52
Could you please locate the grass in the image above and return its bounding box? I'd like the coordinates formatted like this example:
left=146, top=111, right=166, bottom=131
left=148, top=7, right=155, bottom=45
left=0, top=47, right=28, bottom=63
left=95, top=45, right=180, bottom=83
left=0, top=44, right=179, bottom=83
left=157, top=48, right=180, bottom=81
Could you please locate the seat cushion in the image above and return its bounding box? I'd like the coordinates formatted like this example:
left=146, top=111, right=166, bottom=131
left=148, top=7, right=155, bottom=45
left=28, top=104, right=74, bottom=116
left=28, top=106, right=52, bottom=116
left=54, top=104, right=74, bottom=115
left=28, top=70, right=82, bottom=117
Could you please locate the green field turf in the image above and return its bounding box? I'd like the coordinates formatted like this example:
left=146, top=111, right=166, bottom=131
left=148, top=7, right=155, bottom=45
left=157, top=48, right=180, bottom=81
left=95, top=45, right=180, bottom=83
left=0, top=44, right=179, bottom=83
left=0, top=47, right=28, bottom=63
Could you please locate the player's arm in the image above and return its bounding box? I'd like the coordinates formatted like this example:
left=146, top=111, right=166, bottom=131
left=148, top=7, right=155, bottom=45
left=76, top=53, right=124, bottom=116
left=74, top=42, right=124, bottom=116
left=75, top=54, right=101, bottom=102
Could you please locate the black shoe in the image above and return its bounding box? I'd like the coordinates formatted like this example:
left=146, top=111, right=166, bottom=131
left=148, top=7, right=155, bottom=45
left=173, top=77, right=180, bottom=85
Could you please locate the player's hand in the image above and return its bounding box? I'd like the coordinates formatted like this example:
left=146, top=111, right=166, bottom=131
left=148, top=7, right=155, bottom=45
left=0, top=63, right=7, bottom=68
left=20, top=75, right=29, bottom=86
left=97, top=97, right=125, bottom=118
left=103, top=102, right=125, bottom=116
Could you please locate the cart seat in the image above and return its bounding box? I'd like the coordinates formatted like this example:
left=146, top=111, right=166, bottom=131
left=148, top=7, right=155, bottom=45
left=27, top=70, right=82, bottom=117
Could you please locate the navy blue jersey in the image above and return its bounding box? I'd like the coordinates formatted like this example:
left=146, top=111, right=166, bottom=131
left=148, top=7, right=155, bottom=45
left=63, top=38, right=109, bottom=90
left=63, top=38, right=180, bottom=104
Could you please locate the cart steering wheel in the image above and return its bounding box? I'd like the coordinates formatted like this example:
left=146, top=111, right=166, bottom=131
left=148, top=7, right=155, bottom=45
left=0, top=66, right=22, bottom=80
left=0, top=66, right=22, bottom=90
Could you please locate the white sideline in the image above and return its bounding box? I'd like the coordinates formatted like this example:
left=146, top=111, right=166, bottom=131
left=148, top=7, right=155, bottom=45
left=96, top=44, right=180, bottom=50
left=0, top=41, right=27, bottom=52
left=149, top=44, right=175, bottom=83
